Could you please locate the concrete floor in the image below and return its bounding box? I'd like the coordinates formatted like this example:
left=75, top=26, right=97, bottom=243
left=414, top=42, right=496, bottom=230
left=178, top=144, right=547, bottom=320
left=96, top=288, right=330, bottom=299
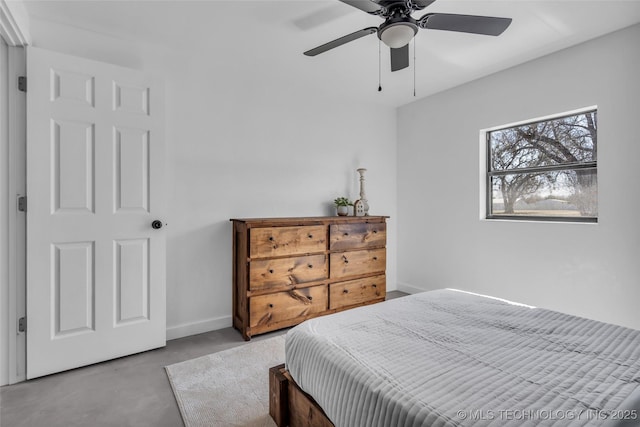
left=1, top=291, right=406, bottom=427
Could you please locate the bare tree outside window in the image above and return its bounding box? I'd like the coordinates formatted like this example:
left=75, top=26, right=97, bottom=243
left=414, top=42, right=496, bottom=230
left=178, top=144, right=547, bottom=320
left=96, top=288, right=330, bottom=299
left=487, top=109, right=597, bottom=222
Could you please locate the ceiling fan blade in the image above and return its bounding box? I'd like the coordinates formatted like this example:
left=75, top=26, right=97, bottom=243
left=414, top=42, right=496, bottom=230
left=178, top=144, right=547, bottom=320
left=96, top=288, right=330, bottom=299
left=304, top=27, right=377, bottom=56
left=409, top=0, right=437, bottom=10
left=418, top=13, right=512, bottom=36
left=338, top=0, right=383, bottom=14
left=390, top=44, right=409, bottom=72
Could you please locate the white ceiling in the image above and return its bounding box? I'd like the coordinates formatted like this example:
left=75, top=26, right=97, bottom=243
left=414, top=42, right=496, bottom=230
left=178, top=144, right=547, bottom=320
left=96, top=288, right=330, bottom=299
left=21, top=0, right=640, bottom=108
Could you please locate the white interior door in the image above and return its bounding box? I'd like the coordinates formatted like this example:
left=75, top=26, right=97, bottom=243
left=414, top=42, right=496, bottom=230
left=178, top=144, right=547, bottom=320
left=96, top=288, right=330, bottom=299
left=26, top=47, right=166, bottom=379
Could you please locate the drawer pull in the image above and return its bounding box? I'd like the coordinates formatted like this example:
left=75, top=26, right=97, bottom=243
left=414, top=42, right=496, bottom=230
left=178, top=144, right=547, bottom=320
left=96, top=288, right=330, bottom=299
left=308, top=234, right=313, bottom=239
left=343, top=232, right=349, bottom=236
left=268, top=236, right=274, bottom=241
left=308, top=264, right=313, bottom=268
left=373, top=256, right=378, bottom=261
left=343, top=289, right=349, bottom=294
left=269, top=303, right=274, bottom=308
left=373, top=230, right=378, bottom=234
left=342, top=255, right=349, bottom=264
left=308, top=296, right=313, bottom=301
left=269, top=269, right=274, bottom=274
left=372, top=284, right=377, bottom=288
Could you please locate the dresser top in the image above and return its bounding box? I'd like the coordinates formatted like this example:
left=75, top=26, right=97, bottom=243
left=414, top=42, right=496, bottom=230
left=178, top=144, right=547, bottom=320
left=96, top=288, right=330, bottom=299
left=230, top=216, right=389, bottom=227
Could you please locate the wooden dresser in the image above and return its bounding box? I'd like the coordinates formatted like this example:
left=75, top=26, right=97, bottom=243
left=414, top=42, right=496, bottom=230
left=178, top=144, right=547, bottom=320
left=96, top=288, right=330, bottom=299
left=231, top=216, right=388, bottom=340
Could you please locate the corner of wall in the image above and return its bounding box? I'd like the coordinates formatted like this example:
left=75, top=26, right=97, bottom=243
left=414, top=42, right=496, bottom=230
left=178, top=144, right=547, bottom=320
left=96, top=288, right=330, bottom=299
left=0, top=0, right=31, bottom=46
left=396, top=282, right=427, bottom=295
left=166, top=315, right=233, bottom=341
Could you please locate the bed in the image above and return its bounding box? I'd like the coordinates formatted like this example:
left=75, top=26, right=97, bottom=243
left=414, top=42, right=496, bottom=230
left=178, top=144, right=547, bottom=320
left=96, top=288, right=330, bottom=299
left=269, top=289, right=640, bottom=427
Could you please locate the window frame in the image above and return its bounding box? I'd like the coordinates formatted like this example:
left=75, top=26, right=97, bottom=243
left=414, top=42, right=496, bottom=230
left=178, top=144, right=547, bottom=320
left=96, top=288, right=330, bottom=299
left=485, top=108, right=598, bottom=223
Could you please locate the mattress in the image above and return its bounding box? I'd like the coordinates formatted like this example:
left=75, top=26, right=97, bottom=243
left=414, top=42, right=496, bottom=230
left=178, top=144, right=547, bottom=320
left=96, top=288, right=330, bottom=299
left=285, top=289, right=640, bottom=427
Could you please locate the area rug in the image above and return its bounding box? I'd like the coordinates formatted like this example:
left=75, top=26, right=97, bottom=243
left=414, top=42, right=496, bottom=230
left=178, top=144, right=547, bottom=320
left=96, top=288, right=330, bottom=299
left=165, top=335, right=285, bottom=427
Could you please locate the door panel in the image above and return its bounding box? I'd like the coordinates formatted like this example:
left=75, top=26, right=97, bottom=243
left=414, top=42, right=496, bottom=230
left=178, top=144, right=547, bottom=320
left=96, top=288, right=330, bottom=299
left=52, top=120, right=95, bottom=213
left=115, top=128, right=149, bottom=212
left=115, top=238, right=150, bottom=324
left=53, top=241, right=95, bottom=336
left=27, top=47, right=165, bottom=379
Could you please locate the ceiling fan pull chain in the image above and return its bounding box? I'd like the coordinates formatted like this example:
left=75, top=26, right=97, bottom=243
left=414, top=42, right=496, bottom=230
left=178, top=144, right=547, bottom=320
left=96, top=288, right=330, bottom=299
left=378, top=39, right=382, bottom=92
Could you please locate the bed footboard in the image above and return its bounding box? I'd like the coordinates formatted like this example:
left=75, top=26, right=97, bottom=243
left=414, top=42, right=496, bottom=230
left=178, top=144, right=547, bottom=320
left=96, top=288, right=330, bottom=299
left=269, top=364, right=334, bottom=427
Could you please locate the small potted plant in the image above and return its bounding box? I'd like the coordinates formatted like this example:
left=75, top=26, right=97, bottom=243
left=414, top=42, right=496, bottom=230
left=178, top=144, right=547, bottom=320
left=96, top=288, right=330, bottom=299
left=333, top=197, right=353, bottom=216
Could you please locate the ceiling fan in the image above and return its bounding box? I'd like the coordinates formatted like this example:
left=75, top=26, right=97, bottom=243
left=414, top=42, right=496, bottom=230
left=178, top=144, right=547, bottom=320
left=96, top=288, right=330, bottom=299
left=304, top=0, right=512, bottom=72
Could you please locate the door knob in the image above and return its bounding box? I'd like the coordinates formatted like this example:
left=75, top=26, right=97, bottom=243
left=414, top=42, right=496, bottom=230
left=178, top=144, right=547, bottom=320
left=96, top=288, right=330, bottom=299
left=151, top=220, right=163, bottom=229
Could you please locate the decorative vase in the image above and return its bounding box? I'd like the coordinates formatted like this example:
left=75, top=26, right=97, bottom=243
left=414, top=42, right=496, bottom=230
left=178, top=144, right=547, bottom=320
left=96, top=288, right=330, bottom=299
left=336, top=206, right=349, bottom=216
left=355, top=168, right=369, bottom=216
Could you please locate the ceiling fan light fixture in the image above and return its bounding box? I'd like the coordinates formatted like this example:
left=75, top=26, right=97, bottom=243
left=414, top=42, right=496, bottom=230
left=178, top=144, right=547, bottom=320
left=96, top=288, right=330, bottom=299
left=379, top=22, right=418, bottom=48
left=304, top=1, right=513, bottom=74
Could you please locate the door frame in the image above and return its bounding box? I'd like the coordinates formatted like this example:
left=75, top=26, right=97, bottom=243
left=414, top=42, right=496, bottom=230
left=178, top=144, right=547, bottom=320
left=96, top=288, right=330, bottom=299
left=6, top=45, right=26, bottom=385
left=1, top=0, right=28, bottom=385
left=0, top=45, right=26, bottom=385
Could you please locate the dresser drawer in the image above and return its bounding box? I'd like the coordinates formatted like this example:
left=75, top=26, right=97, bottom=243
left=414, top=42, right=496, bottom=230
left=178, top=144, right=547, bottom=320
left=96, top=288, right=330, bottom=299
left=329, top=222, right=386, bottom=251
left=250, top=225, right=327, bottom=259
left=330, top=248, right=386, bottom=280
left=330, top=275, right=386, bottom=310
left=249, top=285, right=328, bottom=328
left=249, top=254, right=328, bottom=291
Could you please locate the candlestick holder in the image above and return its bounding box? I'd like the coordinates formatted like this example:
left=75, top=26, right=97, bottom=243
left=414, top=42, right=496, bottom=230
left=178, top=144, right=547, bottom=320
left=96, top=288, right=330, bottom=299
left=354, top=168, right=369, bottom=216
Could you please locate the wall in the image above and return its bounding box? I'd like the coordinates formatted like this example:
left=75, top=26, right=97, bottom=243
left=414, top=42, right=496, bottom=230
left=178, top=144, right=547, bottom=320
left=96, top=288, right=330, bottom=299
left=397, top=24, right=640, bottom=330
left=25, top=19, right=398, bottom=340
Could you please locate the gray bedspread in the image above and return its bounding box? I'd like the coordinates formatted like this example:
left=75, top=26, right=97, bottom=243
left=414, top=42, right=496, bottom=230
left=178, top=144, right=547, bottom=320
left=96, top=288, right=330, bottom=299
left=285, top=289, right=640, bottom=427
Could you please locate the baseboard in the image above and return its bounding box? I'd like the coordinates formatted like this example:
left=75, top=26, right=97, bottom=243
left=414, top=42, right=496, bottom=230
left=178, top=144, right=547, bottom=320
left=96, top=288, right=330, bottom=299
left=396, top=282, right=427, bottom=295
left=166, top=315, right=233, bottom=341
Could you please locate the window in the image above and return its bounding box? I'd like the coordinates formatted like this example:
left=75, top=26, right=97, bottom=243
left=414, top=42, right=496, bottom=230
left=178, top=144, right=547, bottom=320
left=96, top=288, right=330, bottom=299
left=486, top=109, right=597, bottom=222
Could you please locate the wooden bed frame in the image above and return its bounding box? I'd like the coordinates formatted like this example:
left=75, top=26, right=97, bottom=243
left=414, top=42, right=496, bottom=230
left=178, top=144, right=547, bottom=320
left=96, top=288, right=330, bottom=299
left=269, top=364, right=335, bottom=427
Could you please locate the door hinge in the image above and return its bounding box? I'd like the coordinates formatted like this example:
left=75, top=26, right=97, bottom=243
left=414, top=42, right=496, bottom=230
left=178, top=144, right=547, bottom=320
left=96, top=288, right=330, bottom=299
left=18, top=317, right=26, bottom=333
left=17, top=196, right=27, bottom=212
left=18, top=76, right=27, bottom=92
